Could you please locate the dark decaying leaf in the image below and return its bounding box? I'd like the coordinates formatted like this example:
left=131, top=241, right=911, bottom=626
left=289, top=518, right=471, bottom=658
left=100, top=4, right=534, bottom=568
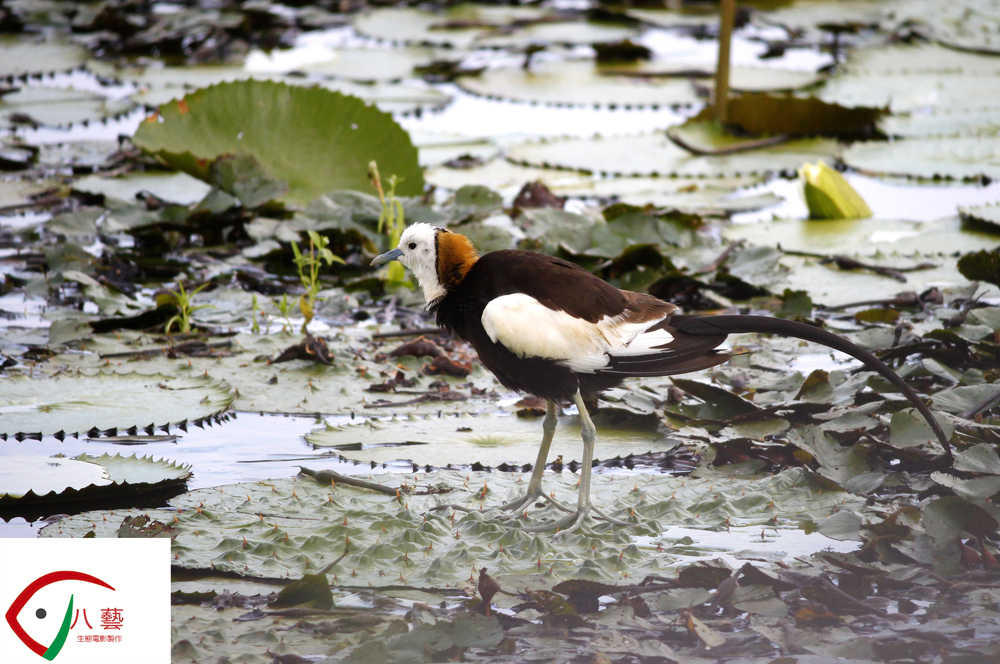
left=671, top=378, right=758, bottom=421
left=272, top=335, right=334, bottom=366
left=422, top=355, right=472, bottom=377
left=957, top=249, right=1000, bottom=286
left=116, top=514, right=178, bottom=538
left=388, top=336, right=445, bottom=358
left=694, top=92, right=885, bottom=138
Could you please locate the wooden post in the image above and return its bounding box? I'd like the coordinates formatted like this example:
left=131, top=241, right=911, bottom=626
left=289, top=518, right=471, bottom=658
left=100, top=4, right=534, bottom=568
left=714, top=0, right=736, bottom=124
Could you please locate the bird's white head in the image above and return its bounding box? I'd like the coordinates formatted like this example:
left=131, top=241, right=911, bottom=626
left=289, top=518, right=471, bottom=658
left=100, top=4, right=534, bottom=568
left=370, top=223, right=478, bottom=307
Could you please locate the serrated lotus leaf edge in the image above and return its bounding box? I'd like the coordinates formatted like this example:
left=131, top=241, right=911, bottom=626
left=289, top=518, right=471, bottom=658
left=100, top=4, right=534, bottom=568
left=0, top=370, right=235, bottom=439
left=0, top=453, right=192, bottom=505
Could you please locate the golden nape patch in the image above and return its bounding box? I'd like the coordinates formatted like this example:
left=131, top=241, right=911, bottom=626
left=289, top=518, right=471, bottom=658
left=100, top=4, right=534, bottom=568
left=436, top=230, right=479, bottom=289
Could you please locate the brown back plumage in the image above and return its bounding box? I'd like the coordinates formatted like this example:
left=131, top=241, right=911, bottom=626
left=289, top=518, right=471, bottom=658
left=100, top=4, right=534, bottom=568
left=435, top=229, right=479, bottom=290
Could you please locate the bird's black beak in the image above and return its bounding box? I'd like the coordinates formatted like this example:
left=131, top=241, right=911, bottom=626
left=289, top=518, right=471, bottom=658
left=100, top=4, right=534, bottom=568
left=370, top=248, right=403, bottom=267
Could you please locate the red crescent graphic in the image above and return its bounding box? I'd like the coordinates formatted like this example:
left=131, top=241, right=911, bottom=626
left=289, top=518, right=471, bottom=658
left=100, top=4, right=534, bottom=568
left=4, top=571, right=115, bottom=657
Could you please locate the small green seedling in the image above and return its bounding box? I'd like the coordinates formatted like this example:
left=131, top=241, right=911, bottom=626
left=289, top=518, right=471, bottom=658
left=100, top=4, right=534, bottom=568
left=251, top=293, right=261, bottom=335
left=291, top=230, right=344, bottom=334
left=274, top=293, right=294, bottom=334
left=369, top=160, right=407, bottom=285
left=163, top=282, right=212, bottom=334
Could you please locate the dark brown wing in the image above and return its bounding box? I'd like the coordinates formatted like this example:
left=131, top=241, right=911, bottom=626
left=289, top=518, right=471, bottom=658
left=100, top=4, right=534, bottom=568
left=474, top=251, right=625, bottom=323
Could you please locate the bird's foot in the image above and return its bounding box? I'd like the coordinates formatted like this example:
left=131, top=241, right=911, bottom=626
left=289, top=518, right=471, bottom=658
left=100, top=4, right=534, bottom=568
left=428, top=489, right=573, bottom=519
left=519, top=503, right=635, bottom=533
left=496, top=489, right=573, bottom=515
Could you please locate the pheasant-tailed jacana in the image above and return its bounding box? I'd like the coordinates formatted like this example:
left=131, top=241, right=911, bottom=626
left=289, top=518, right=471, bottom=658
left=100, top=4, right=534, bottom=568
left=372, top=223, right=951, bottom=532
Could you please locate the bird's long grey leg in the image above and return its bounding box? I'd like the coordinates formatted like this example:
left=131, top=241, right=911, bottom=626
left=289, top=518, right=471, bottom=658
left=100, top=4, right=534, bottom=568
left=522, top=389, right=631, bottom=532
left=497, top=399, right=572, bottom=513
left=430, top=399, right=571, bottom=517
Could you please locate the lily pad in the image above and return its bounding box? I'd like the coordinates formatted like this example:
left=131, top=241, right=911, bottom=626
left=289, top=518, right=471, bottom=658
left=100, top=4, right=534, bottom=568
left=896, top=0, right=1000, bottom=54
left=960, top=203, right=1000, bottom=227
left=458, top=61, right=700, bottom=108
left=0, top=453, right=191, bottom=509
left=724, top=217, right=1000, bottom=258
left=507, top=133, right=840, bottom=178
left=821, top=72, right=1000, bottom=114
left=843, top=42, right=1000, bottom=76
left=72, top=172, right=213, bottom=206
left=596, top=63, right=822, bottom=95
left=354, top=5, right=549, bottom=49
left=305, top=410, right=672, bottom=467
left=0, top=37, right=88, bottom=78
left=132, top=80, right=423, bottom=204
left=880, top=109, right=1000, bottom=139
left=0, top=87, right=132, bottom=129
left=297, top=48, right=437, bottom=82
left=40, top=467, right=861, bottom=585
left=0, top=371, right=234, bottom=437
left=475, top=22, right=639, bottom=49
left=842, top=137, right=1000, bottom=181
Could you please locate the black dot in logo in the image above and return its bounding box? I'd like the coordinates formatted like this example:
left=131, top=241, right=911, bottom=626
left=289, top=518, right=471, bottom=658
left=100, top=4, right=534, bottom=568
left=36, top=608, right=46, bottom=619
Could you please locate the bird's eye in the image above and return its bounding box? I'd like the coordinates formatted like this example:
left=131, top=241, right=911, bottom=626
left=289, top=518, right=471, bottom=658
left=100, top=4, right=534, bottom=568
left=408, top=242, right=417, bottom=250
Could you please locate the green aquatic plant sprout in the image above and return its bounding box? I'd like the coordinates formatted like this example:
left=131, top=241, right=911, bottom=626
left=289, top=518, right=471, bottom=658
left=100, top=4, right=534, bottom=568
left=292, top=230, right=345, bottom=334
left=274, top=294, right=294, bottom=334
left=162, top=282, right=211, bottom=334
left=369, top=160, right=408, bottom=285
left=250, top=294, right=261, bottom=335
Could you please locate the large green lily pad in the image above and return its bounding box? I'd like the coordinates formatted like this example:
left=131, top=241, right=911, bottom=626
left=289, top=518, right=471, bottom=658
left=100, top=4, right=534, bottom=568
left=0, top=371, right=234, bottom=437
left=305, top=411, right=670, bottom=467
left=0, top=453, right=191, bottom=509
left=132, top=80, right=424, bottom=203
left=40, top=469, right=861, bottom=585
left=507, top=133, right=840, bottom=178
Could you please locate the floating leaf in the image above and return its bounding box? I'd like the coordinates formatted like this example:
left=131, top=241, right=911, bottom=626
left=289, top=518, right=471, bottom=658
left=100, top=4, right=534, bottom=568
left=507, top=133, right=839, bottom=178
left=960, top=204, right=1000, bottom=228
left=695, top=93, right=884, bottom=138
left=800, top=161, right=873, bottom=220
left=0, top=371, right=234, bottom=437
left=0, top=87, right=132, bottom=129
left=0, top=453, right=191, bottom=510
left=958, top=249, right=1000, bottom=286
left=40, top=467, right=860, bottom=585
left=842, top=137, right=1000, bottom=181
left=354, top=5, right=549, bottom=49
left=930, top=472, right=1000, bottom=499
left=816, top=511, right=863, bottom=541
left=0, top=37, right=88, bottom=77
left=298, top=48, right=437, bottom=82
left=305, top=411, right=669, bottom=467
left=458, top=61, right=699, bottom=109
left=132, top=80, right=423, bottom=204
left=72, top=172, right=213, bottom=206
left=953, top=443, right=1000, bottom=475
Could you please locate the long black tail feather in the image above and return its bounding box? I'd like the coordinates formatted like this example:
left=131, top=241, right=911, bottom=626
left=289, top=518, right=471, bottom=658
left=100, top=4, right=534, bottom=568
left=671, top=314, right=953, bottom=461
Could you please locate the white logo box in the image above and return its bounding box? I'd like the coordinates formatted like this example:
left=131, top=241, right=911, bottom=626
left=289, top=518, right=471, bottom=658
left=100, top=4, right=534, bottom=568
left=0, top=538, right=169, bottom=664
